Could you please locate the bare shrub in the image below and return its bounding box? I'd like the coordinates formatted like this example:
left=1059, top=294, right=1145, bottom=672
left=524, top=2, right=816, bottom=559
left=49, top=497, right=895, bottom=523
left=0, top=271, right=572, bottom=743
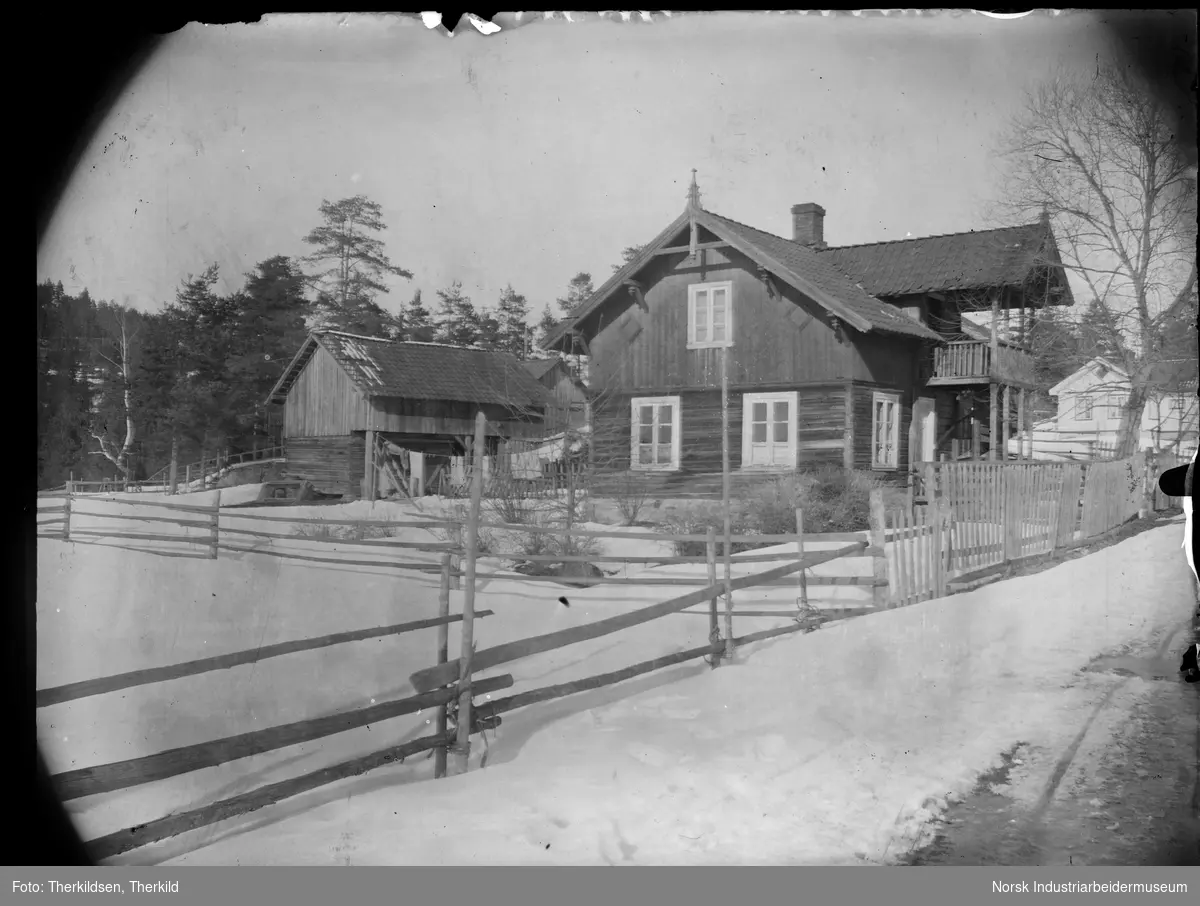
left=612, top=471, right=653, bottom=526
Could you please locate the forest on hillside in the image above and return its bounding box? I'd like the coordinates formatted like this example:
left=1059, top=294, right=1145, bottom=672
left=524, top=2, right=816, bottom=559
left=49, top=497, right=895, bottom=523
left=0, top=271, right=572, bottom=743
left=36, top=194, right=645, bottom=490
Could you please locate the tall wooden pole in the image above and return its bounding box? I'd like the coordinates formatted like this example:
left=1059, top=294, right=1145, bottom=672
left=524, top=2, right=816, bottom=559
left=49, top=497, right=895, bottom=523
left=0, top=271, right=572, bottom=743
left=435, top=553, right=451, bottom=779
left=168, top=433, right=179, bottom=496
left=721, top=347, right=734, bottom=661
left=989, top=290, right=1000, bottom=462
left=454, top=411, right=487, bottom=776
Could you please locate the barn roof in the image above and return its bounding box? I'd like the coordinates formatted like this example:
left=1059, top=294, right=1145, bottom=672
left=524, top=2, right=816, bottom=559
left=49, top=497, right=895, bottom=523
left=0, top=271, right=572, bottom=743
left=266, top=332, right=553, bottom=410
left=520, top=358, right=563, bottom=381
left=820, top=220, right=1062, bottom=298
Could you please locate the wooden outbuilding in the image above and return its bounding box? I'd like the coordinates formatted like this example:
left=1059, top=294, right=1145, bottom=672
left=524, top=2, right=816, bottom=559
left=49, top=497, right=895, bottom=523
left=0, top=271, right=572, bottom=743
left=266, top=331, right=552, bottom=499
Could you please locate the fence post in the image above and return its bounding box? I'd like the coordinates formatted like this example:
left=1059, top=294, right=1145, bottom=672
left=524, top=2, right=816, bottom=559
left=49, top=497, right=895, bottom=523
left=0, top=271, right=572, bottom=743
left=453, top=410, right=487, bottom=776
left=209, top=490, right=222, bottom=559
left=795, top=507, right=808, bottom=614
left=63, top=486, right=73, bottom=542
left=435, top=553, right=451, bottom=779
left=706, top=527, right=720, bottom=667
left=869, top=489, right=889, bottom=608
left=1139, top=451, right=1154, bottom=519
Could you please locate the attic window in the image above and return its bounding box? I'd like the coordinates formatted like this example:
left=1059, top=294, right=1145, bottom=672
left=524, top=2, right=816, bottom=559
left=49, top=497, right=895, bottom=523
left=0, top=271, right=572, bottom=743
left=687, top=281, right=733, bottom=350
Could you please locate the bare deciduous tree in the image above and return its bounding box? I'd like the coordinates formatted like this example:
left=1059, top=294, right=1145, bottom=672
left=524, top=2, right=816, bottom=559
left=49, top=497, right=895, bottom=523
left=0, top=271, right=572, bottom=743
left=89, top=304, right=142, bottom=479
left=993, top=62, right=1198, bottom=455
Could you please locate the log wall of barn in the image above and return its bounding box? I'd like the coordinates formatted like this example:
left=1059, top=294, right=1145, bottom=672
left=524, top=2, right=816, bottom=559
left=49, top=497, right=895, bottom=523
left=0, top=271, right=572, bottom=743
left=284, top=434, right=366, bottom=499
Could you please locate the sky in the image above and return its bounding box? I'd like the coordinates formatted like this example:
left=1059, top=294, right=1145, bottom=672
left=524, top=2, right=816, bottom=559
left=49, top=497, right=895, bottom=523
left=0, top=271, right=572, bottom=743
left=37, top=11, right=1121, bottom=320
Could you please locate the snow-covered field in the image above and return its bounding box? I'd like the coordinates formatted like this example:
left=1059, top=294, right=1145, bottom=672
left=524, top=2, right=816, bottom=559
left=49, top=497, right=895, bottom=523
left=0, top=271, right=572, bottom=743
left=35, top=487, right=1194, bottom=865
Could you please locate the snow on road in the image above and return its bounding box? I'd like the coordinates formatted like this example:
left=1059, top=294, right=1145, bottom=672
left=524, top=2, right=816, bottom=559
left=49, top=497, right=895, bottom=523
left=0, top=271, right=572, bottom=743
left=36, top=494, right=1194, bottom=865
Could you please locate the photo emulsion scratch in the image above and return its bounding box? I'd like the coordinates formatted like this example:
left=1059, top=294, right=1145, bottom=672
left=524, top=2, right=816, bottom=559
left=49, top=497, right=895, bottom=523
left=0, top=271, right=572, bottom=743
left=32, top=8, right=1199, bottom=873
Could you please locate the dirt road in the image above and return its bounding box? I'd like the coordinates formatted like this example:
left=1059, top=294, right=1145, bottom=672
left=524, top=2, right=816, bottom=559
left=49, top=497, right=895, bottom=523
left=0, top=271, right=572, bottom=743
left=904, top=607, right=1200, bottom=866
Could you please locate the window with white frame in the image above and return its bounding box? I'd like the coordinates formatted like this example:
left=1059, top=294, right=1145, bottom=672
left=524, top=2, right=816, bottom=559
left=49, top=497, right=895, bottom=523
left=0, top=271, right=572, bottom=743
left=687, top=282, right=733, bottom=349
left=871, top=391, right=901, bottom=470
left=1170, top=395, right=1185, bottom=413
left=631, top=396, right=681, bottom=470
left=1076, top=394, right=1094, bottom=420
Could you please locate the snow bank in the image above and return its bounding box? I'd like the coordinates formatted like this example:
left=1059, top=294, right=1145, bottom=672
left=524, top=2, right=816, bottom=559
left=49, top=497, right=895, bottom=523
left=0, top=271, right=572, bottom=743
left=38, top=501, right=1191, bottom=865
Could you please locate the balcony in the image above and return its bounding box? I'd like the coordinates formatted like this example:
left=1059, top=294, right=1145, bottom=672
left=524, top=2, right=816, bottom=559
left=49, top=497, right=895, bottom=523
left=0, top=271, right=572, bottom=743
left=927, top=341, right=1039, bottom=389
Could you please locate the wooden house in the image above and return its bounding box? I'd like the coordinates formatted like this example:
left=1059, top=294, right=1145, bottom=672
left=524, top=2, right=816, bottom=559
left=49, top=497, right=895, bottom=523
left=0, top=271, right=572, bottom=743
left=542, top=175, right=1074, bottom=493
left=265, top=331, right=552, bottom=499
left=520, top=358, right=590, bottom=434
left=1017, top=356, right=1200, bottom=459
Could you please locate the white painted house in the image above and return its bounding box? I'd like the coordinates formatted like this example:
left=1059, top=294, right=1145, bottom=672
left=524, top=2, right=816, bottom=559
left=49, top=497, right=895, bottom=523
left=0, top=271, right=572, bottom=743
left=1008, top=357, right=1199, bottom=460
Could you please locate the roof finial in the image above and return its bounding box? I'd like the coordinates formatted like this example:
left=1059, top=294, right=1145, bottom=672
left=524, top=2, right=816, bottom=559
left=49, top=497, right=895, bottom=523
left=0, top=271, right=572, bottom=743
left=687, top=169, right=702, bottom=212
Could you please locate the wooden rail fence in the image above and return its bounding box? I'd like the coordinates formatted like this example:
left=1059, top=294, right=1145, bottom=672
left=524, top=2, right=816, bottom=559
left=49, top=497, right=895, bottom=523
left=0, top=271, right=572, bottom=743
left=37, top=432, right=1187, bottom=862
left=40, top=554, right=503, bottom=860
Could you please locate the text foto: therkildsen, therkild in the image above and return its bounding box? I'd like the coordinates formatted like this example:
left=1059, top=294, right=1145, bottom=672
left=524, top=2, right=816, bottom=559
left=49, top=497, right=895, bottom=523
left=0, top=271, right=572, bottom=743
left=13, top=880, right=181, bottom=894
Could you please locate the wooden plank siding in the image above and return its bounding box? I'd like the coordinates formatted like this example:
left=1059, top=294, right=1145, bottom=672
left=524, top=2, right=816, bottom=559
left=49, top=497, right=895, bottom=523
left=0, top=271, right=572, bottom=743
left=285, top=435, right=366, bottom=499
left=591, top=384, right=848, bottom=478
left=850, top=381, right=912, bottom=480
left=283, top=343, right=371, bottom=437
left=585, top=242, right=852, bottom=392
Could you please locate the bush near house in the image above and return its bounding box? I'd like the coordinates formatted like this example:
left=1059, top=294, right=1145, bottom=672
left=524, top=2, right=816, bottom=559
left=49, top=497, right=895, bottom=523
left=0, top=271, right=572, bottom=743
left=657, top=466, right=884, bottom=556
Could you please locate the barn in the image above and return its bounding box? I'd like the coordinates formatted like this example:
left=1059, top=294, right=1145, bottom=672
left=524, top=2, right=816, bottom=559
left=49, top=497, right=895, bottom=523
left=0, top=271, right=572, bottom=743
left=520, top=357, right=590, bottom=434
left=265, top=331, right=553, bottom=499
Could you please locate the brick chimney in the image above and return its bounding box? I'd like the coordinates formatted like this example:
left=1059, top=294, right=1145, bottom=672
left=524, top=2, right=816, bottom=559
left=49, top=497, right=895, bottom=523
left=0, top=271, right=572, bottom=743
left=791, top=203, right=826, bottom=249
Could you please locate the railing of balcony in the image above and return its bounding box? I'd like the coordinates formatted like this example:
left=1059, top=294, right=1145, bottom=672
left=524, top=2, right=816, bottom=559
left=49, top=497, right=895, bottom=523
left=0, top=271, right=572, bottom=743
left=931, top=341, right=1037, bottom=387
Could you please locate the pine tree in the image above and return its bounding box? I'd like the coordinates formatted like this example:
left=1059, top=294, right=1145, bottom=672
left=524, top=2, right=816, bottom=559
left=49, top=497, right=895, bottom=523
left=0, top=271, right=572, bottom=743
left=556, top=272, right=594, bottom=316
left=434, top=281, right=481, bottom=346
left=536, top=305, right=560, bottom=351
left=495, top=284, right=531, bottom=357
left=301, top=195, right=412, bottom=334
left=611, top=245, right=646, bottom=274
left=406, top=289, right=435, bottom=342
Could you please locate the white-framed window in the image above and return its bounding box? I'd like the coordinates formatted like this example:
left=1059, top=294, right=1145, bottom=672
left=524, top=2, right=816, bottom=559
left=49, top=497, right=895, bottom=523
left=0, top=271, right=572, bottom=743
left=1076, top=394, right=1094, bottom=420
left=871, top=391, right=901, bottom=470
left=741, top=392, right=798, bottom=470
left=687, top=281, right=734, bottom=349
left=1170, top=395, right=1186, bottom=413
left=630, top=396, right=681, bottom=471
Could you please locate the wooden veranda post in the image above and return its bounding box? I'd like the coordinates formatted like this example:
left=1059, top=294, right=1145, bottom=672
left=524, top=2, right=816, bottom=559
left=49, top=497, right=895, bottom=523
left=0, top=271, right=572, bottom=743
left=869, top=489, right=889, bottom=608
left=721, top=346, right=734, bottom=661
left=453, top=411, right=487, bottom=776
left=435, top=553, right=452, bottom=779
left=169, top=435, right=179, bottom=496
left=1001, top=384, right=1011, bottom=461
left=1017, top=388, right=1027, bottom=460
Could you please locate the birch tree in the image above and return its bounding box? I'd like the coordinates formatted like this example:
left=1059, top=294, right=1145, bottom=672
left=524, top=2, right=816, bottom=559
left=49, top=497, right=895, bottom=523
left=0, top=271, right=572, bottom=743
left=89, top=303, right=142, bottom=479
left=995, top=62, right=1198, bottom=455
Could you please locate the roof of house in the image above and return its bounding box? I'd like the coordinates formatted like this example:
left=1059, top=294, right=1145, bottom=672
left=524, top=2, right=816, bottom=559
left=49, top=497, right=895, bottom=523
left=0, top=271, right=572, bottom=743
left=266, top=331, right=553, bottom=410
left=1049, top=357, right=1129, bottom=397
left=544, top=205, right=944, bottom=348
left=704, top=212, right=942, bottom=340
left=820, top=221, right=1056, bottom=297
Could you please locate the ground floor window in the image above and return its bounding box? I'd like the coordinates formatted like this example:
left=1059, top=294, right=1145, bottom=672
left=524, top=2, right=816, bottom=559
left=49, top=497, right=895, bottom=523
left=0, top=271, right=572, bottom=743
left=631, top=396, right=681, bottom=470
left=872, top=390, right=901, bottom=469
left=741, top=391, right=798, bottom=469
